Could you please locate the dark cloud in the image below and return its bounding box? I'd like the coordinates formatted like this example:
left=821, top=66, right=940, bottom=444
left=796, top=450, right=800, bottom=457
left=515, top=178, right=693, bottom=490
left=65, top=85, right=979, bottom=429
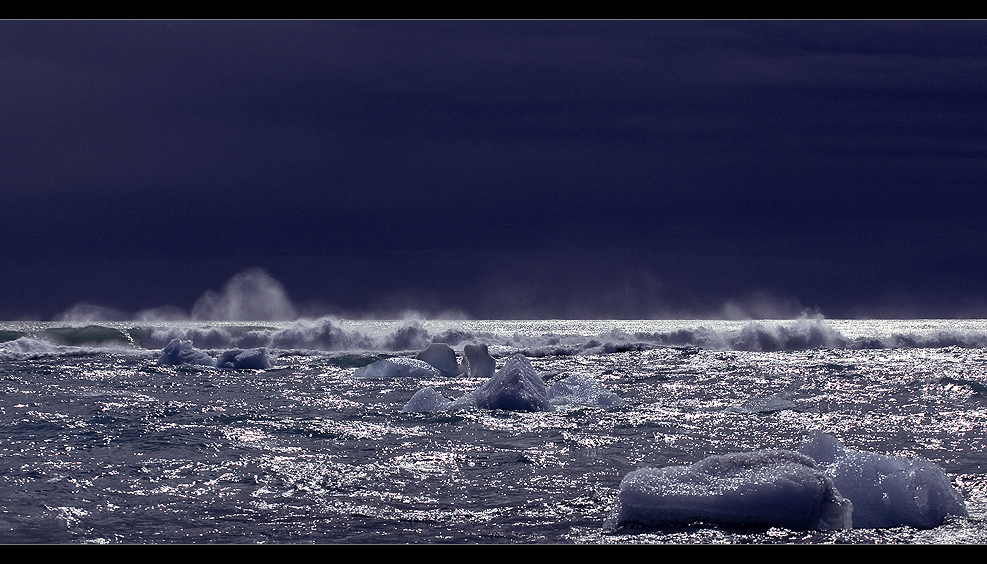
left=2, top=20, right=987, bottom=320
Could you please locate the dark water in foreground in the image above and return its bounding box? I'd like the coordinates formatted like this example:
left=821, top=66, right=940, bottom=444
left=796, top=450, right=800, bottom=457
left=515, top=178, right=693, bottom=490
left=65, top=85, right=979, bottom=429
left=2, top=318, right=986, bottom=543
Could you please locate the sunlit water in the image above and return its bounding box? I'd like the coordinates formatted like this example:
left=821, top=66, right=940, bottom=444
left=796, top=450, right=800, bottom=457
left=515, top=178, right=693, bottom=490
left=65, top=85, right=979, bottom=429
left=2, top=318, right=986, bottom=544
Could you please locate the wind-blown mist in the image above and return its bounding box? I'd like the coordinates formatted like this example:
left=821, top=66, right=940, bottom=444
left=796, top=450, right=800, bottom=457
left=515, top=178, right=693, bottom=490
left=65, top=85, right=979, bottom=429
left=45, top=266, right=659, bottom=323
left=53, top=303, right=131, bottom=323
left=189, top=268, right=297, bottom=321
left=41, top=267, right=968, bottom=324
left=54, top=267, right=300, bottom=323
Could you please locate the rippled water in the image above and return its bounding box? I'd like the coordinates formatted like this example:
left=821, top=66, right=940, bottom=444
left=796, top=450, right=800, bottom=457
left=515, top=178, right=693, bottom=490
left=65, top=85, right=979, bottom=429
left=2, top=318, right=986, bottom=543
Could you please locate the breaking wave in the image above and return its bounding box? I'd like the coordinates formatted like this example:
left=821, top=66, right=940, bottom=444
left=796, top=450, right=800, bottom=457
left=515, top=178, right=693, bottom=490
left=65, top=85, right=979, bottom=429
left=3, top=316, right=987, bottom=360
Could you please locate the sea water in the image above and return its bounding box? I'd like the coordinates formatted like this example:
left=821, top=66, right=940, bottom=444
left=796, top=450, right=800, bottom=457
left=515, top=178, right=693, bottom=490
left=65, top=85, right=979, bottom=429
left=1, top=317, right=986, bottom=544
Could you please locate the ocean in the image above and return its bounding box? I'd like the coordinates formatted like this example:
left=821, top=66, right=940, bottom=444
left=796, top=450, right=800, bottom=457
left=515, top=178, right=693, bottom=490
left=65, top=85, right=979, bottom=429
left=1, top=317, right=986, bottom=544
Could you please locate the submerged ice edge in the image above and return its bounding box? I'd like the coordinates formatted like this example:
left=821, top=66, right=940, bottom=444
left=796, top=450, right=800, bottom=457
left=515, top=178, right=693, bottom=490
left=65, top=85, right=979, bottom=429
left=4, top=318, right=987, bottom=359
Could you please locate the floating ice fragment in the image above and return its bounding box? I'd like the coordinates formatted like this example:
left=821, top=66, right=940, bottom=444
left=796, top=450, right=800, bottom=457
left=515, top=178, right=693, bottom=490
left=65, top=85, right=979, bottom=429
left=157, top=339, right=215, bottom=367
left=353, top=357, right=441, bottom=379
left=606, top=449, right=852, bottom=531
left=462, top=344, right=496, bottom=379
left=547, top=374, right=624, bottom=407
left=798, top=431, right=968, bottom=529
left=415, top=343, right=463, bottom=376
left=215, top=347, right=273, bottom=369
left=404, top=353, right=616, bottom=413
left=453, top=353, right=553, bottom=412
left=401, top=387, right=454, bottom=413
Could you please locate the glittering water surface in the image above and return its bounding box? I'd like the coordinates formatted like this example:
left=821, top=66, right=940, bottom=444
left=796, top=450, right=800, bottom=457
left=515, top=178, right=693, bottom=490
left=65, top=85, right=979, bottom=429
left=2, top=318, right=987, bottom=543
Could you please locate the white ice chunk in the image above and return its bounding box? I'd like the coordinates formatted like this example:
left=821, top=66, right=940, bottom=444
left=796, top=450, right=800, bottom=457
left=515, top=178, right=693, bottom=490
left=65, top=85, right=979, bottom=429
left=453, top=353, right=553, bottom=412
left=415, top=343, right=462, bottom=376
left=607, top=449, right=853, bottom=531
left=353, top=357, right=441, bottom=379
left=157, top=339, right=215, bottom=367
left=798, top=432, right=968, bottom=529
left=547, top=374, right=624, bottom=407
left=215, top=347, right=273, bottom=369
left=462, top=344, right=496, bottom=379
left=401, top=387, right=454, bottom=413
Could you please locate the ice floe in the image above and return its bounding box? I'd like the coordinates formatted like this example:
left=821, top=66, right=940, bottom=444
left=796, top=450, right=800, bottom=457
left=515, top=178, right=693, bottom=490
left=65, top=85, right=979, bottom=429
left=607, top=449, right=853, bottom=531
left=402, top=351, right=623, bottom=413
left=798, top=432, right=968, bottom=529
left=607, top=433, right=968, bottom=531
left=462, top=343, right=496, bottom=379
left=156, top=338, right=274, bottom=369
left=415, top=343, right=463, bottom=377
left=452, top=353, right=553, bottom=412
left=157, top=339, right=217, bottom=367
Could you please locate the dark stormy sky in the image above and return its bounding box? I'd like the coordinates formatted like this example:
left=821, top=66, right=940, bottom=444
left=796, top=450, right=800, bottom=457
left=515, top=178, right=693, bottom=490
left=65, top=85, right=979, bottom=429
left=3, top=20, right=987, bottom=321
